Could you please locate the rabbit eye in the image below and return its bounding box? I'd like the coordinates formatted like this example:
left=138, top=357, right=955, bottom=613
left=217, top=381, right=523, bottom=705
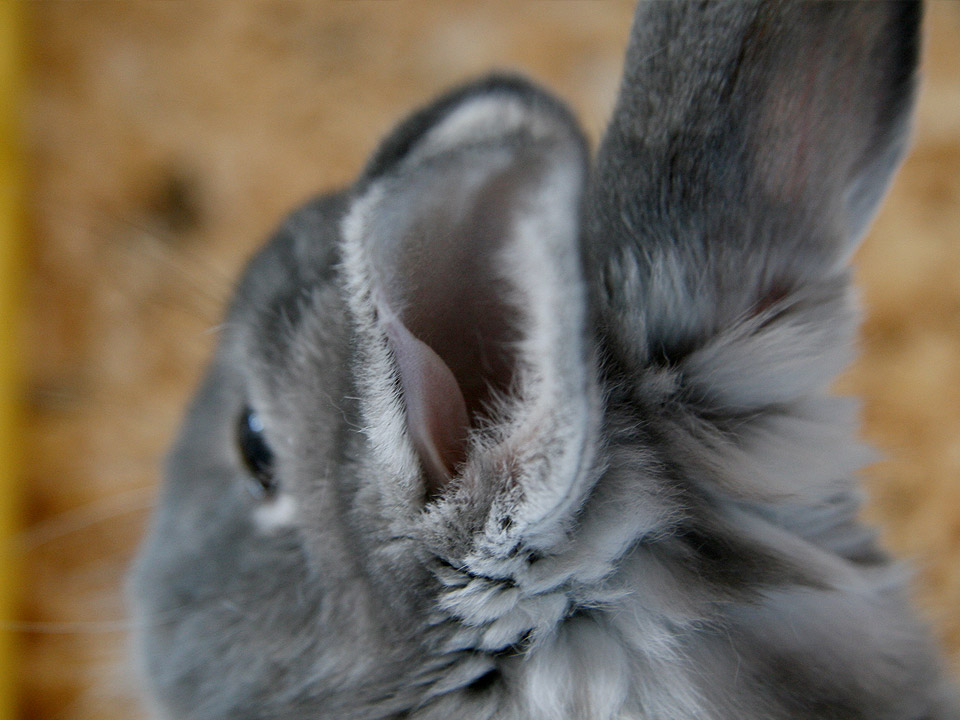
left=236, top=406, right=277, bottom=499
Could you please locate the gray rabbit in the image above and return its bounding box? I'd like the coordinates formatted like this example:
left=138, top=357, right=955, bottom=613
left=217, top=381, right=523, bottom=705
left=131, top=2, right=960, bottom=718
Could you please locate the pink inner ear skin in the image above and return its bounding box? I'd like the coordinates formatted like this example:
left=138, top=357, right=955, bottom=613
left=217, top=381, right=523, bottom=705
left=382, top=312, right=470, bottom=497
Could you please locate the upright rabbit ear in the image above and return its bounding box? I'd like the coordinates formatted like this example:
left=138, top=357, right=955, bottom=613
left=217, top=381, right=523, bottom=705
left=340, top=77, right=595, bottom=547
left=589, top=2, right=921, bottom=398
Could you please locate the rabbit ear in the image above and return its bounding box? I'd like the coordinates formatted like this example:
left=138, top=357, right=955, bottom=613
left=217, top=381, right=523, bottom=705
left=589, top=1, right=921, bottom=401
left=341, top=77, right=595, bottom=544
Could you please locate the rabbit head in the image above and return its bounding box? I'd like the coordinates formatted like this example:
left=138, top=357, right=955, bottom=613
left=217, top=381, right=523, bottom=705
left=131, top=3, right=959, bottom=719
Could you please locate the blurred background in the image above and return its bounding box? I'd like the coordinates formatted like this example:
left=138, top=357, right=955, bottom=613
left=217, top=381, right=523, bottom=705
left=7, top=1, right=960, bottom=717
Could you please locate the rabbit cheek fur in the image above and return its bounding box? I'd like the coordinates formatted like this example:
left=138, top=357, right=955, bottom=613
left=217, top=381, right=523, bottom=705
left=130, top=2, right=960, bottom=720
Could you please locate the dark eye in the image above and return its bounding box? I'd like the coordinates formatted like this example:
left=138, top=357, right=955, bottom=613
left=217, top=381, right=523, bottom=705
left=236, top=406, right=277, bottom=499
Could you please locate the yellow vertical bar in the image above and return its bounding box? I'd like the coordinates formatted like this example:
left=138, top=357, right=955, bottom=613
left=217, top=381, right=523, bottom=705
left=0, top=0, right=24, bottom=717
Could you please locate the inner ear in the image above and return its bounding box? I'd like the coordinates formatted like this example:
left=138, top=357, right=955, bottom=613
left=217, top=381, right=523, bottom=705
left=367, top=155, right=542, bottom=490
left=388, top=167, right=527, bottom=423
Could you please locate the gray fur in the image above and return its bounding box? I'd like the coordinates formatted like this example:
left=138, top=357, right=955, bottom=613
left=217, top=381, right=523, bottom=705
left=131, top=2, right=959, bottom=718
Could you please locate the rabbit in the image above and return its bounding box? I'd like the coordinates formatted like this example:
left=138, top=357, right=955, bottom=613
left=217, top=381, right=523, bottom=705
left=130, top=1, right=960, bottom=718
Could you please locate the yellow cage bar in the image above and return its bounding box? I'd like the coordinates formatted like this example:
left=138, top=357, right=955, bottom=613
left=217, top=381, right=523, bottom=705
left=0, top=0, right=24, bottom=716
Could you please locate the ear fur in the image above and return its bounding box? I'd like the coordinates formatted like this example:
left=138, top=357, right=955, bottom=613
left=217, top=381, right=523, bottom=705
left=588, top=1, right=922, bottom=405
left=340, top=76, right=598, bottom=552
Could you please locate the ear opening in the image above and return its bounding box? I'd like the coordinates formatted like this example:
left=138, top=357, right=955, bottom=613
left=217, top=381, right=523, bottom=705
left=341, top=77, right=596, bottom=530
left=371, top=168, right=531, bottom=496
left=370, top=154, right=536, bottom=429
